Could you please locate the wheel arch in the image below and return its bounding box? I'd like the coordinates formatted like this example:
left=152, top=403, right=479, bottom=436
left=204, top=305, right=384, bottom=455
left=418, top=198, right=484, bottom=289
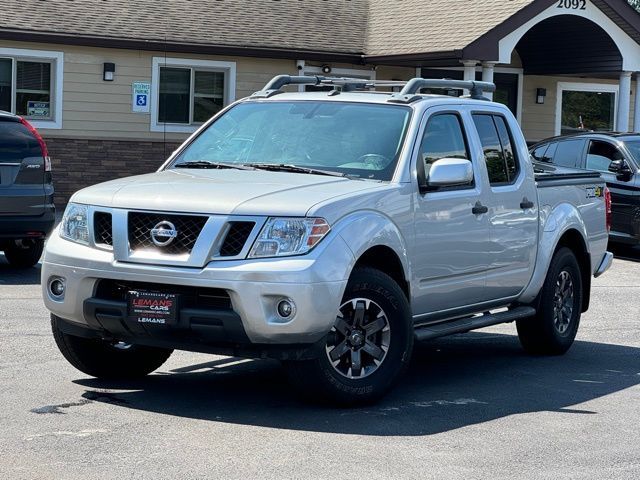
left=353, top=246, right=410, bottom=301
left=555, top=228, right=591, bottom=313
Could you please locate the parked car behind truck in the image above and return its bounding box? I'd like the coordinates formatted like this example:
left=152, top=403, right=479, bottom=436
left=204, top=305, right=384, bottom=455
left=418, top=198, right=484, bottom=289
left=531, top=132, right=640, bottom=245
left=0, top=111, right=55, bottom=267
left=43, top=77, right=612, bottom=405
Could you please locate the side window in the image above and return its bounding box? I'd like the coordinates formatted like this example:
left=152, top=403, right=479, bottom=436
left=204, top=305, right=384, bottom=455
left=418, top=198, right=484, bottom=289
left=542, top=142, right=557, bottom=163
left=472, top=114, right=508, bottom=184
left=586, top=140, right=623, bottom=172
left=531, top=144, right=549, bottom=162
left=553, top=139, right=585, bottom=168
left=493, top=116, right=519, bottom=181
left=419, top=113, right=470, bottom=181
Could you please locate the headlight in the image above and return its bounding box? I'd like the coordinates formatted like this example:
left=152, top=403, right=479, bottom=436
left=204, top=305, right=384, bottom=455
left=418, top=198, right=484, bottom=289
left=60, top=203, right=89, bottom=245
left=248, top=217, right=330, bottom=258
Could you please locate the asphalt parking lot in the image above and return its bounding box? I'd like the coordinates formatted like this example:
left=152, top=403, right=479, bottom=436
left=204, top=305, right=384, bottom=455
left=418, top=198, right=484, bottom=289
left=1, top=246, right=639, bottom=480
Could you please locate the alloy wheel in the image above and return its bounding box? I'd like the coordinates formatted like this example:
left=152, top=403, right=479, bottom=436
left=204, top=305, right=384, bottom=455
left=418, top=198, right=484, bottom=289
left=553, top=270, right=575, bottom=335
left=325, top=298, right=391, bottom=379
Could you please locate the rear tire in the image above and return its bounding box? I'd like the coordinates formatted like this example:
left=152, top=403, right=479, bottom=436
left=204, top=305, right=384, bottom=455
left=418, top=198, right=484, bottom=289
left=286, top=267, right=413, bottom=406
left=517, top=247, right=582, bottom=355
left=51, top=315, right=173, bottom=378
left=3, top=238, right=44, bottom=268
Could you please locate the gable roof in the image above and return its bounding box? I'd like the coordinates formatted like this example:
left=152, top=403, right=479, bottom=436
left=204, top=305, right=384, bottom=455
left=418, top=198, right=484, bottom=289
left=1, top=0, right=640, bottom=65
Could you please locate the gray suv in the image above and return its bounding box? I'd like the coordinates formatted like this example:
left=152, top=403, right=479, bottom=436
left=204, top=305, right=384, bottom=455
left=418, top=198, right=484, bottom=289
left=0, top=111, right=55, bottom=267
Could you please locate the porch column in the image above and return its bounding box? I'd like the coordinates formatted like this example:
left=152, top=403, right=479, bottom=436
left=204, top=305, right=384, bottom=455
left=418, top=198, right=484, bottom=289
left=634, top=73, right=640, bottom=132
left=462, top=60, right=478, bottom=95
left=617, top=71, right=632, bottom=132
left=481, top=62, right=497, bottom=101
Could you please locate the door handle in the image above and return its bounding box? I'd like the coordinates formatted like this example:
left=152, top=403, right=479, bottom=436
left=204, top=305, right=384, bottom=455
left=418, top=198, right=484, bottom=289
left=520, top=198, right=534, bottom=209
left=472, top=201, right=488, bottom=215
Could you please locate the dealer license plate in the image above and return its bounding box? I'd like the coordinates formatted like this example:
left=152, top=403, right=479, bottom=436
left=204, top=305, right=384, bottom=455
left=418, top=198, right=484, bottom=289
left=127, top=291, right=179, bottom=326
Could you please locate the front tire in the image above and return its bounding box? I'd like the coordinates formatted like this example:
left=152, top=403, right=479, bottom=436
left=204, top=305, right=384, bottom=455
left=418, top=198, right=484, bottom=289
left=286, top=267, right=413, bottom=406
left=517, top=247, right=582, bottom=355
left=2, top=238, right=44, bottom=268
left=51, top=315, right=173, bottom=378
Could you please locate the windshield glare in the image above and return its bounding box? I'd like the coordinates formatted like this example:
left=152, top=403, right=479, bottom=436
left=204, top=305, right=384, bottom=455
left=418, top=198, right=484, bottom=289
left=171, top=101, right=412, bottom=180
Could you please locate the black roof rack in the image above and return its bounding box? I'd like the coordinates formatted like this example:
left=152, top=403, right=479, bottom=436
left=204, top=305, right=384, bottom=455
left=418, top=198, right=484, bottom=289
left=252, top=75, right=407, bottom=98
left=388, top=79, right=496, bottom=103
left=252, top=75, right=496, bottom=103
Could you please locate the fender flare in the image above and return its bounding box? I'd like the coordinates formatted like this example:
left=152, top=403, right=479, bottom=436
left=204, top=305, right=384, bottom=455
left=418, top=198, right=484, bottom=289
left=519, top=202, right=590, bottom=304
left=332, top=211, right=411, bottom=284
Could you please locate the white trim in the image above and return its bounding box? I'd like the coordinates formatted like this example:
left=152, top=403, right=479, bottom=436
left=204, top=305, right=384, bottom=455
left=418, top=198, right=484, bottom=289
left=0, top=47, right=63, bottom=130
left=299, top=65, right=375, bottom=92
left=498, top=0, right=640, bottom=71
left=151, top=57, right=236, bottom=133
left=554, top=82, right=619, bottom=135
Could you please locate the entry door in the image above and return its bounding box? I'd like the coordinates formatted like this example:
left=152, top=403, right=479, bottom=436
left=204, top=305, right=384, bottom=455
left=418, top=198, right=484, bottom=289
left=411, top=110, right=492, bottom=316
left=471, top=113, right=538, bottom=299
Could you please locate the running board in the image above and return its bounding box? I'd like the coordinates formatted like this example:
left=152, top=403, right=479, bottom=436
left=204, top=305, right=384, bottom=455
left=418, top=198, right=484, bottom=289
left=414, top=306, right=536, bottom=341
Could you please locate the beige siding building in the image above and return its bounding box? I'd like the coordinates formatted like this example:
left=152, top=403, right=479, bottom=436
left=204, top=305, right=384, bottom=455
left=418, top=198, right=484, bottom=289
left=2, top=0, right=640, bottom=203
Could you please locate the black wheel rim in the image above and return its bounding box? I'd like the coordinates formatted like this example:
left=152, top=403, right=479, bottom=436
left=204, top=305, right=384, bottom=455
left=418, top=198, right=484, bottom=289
left=553, top=270, right=575, bottom=335
left=325, top=298, right=391, bottom=379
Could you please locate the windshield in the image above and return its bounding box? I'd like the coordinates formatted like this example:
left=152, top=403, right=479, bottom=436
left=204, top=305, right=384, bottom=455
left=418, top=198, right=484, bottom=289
left=170, top=101, right=412, bottom=180
left=623, top=140, right=640, bottom=165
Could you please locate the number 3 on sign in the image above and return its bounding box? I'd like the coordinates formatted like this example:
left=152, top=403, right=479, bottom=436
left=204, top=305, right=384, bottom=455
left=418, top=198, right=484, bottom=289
left=557, top=0, right=586, bottom=9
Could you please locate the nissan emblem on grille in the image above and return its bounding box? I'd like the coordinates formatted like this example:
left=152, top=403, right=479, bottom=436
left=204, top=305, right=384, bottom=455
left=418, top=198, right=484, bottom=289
left=150, top=221, right=178, bottom=247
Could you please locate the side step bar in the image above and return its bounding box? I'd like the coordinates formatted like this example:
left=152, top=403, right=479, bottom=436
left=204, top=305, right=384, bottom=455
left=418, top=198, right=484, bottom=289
left=414, top=306, right=536, bottom=341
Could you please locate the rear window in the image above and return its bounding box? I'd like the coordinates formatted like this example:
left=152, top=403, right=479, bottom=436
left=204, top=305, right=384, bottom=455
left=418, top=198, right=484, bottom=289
left=0, top=121, right=42, bottom=162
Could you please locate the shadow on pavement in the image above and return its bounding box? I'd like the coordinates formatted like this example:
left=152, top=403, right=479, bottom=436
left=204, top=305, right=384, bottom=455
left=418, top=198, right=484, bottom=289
left=608, top=242, right=640, bottom=263
left=74, top=332, right=640, bottom=436
left=0, top=254, right=41, bottom=285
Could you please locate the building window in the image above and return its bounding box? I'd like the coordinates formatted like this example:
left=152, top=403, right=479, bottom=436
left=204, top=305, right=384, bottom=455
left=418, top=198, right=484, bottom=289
left=151, top=57, right=236, bottom=133
left=0, top=48, right=63, bottom=129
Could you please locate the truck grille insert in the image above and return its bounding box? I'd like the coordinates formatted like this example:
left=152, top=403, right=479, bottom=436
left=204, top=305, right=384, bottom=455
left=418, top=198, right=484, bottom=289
left=219, top=222, right=255, bottom=257
left=94, top=212, right=113, bottom=246
left=128, top=212, right=207, bottom=255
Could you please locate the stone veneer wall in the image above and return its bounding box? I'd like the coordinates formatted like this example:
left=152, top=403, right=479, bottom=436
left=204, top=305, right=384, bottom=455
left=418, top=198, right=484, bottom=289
left=45, top=137, right=182, bottom=208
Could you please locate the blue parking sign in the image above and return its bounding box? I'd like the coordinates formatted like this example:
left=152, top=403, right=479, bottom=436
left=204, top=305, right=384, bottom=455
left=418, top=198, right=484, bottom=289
left=132, top=81, right=151, bottom=113
left=136, top=94, right=147, bottom=106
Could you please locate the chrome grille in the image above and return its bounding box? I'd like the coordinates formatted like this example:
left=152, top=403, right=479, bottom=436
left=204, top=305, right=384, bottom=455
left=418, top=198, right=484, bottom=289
left=94, top=212, right=113, bottom=246
left=128, top=212, right=207, bottom=255
left=219, top=222, right=255, bottom=257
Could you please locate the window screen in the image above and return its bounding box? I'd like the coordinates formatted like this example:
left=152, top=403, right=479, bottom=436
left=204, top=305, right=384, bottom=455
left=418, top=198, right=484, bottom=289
left=419, top=113, right=470, bottom=181
left=193, top=71, right=224, bottom=122
left=15, top=61, right=51, bottom=118
left=159, top=67, right=190, bottom=124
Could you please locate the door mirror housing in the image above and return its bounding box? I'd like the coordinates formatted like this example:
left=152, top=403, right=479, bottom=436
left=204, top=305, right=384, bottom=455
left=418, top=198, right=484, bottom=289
left=421, top=158, right=473, bottom=191
left=609, top=159, right=633, bottom=181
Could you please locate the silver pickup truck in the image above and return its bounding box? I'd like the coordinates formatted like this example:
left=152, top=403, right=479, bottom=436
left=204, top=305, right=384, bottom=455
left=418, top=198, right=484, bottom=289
left=43, top=76, right=612, bottom=405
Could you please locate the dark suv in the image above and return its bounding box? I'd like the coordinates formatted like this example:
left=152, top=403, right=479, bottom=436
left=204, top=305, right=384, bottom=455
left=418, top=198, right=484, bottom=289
left=0, top=111, right=55, bottom=267
left=530, top=132, right=640, bottom=245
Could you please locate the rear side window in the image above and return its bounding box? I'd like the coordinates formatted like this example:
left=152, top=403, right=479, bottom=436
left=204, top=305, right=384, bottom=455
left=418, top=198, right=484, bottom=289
left=0, top=121, right=42, bottom=162
left=531, top=144, right=549, bottom=162
left=472, top=113, right=520, bottom=185
left=419, top=113, right=470, bottom=180
left=553, top=139, right=585, bottom=168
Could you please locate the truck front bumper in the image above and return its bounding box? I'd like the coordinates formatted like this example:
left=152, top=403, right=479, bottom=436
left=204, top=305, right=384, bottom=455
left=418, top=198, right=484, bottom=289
left=42, top=231, right=352, bottom=349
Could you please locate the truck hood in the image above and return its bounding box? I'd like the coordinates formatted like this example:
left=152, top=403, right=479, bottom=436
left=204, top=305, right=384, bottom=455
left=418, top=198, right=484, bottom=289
left=71, top=169, right=387, bottom=216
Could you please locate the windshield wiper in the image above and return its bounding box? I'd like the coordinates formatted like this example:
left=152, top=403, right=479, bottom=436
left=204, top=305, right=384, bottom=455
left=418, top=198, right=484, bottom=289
left=173, top=161, right=255, bottom=170
left=244, top=163, right=346, bottom=177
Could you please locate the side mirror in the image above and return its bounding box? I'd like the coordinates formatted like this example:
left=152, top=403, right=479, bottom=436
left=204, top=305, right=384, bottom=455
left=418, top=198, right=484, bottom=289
left=609, top=159, right=633, bottom=181
left=421, top=158, right=473, bottom=192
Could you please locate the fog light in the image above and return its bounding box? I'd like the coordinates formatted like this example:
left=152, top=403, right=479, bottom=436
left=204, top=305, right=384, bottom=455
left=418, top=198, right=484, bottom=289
left=49, top=277, right=65, bottom=298
left=276, top=299, right=296, bottom=319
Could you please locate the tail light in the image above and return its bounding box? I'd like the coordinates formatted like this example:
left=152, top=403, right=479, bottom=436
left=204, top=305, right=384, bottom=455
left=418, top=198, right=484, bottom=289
left=19, top=117, right=51, bottom=171
left=604, top=185, right=612, bottom=232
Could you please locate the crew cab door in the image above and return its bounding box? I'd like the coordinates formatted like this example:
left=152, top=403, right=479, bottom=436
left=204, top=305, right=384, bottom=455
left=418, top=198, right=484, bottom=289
left=411, top=108, right=492, bottom=316
left=470, top=112, right=538, bottom=299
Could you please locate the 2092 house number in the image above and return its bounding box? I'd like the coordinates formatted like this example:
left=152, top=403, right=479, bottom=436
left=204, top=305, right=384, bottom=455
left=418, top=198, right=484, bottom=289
left=557, top=0, right=586, bottom=9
